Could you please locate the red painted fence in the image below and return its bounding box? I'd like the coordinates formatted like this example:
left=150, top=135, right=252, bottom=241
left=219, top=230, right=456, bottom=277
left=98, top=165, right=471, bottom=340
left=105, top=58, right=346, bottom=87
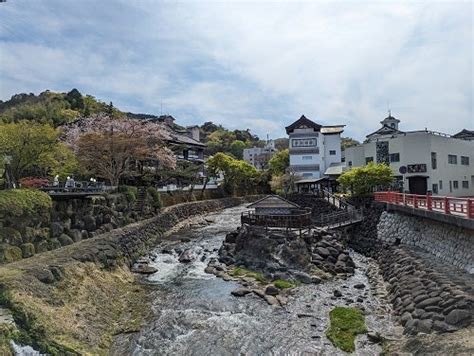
left=374, top=192, right=474, bottom=219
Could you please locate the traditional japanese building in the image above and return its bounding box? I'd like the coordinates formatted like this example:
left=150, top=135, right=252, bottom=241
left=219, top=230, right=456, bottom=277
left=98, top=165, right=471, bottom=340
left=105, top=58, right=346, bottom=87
left=344, top=114, right=474, bottom=196
left=286, top=115, right=344, bottom=179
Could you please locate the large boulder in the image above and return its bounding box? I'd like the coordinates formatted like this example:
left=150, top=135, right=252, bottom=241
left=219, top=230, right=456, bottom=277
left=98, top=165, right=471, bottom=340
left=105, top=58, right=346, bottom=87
left=0, top=227, right=23, bottom=246
left=0, top=243, right=22, bottom=263
left=20, top=243, right=35, bottom=258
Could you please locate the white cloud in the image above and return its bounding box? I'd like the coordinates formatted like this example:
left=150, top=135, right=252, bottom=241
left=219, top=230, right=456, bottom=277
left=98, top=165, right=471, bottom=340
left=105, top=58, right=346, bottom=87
left=0, top=0, right=471, bottom=140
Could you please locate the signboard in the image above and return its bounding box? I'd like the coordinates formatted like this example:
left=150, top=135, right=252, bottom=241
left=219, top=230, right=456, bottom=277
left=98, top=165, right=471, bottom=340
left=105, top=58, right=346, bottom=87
left=407, top=164, right=427, bottom=173
left=399, top=166, right=407, bottom=174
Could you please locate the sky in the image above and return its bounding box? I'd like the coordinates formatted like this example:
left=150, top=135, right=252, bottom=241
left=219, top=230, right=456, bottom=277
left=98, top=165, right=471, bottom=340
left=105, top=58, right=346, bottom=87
left=0, top=0, right=472, bottom=141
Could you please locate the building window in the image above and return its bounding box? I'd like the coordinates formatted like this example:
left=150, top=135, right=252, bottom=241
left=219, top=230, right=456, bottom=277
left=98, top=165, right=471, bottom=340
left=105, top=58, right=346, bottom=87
left=329, top=150, right=336, bottom=155
left=448, top=154, right=457, bottom=164
left=302, top=173, right=313, bottom=177
left=453, top=180, right=459, bottom=189
left=439, top=180, right=443, bottom=190
left=302, top=156, right=313, bottom=160
left=432, top=183, right=438, bottom=194
left=348, top=161, right=353, bottom=167
left=365, top=157, right=374, bottom=164
left=461, top=156, right=469, bottom=165
left=292, top=138, right=317, bottom=148
left=389, top=153, right=400, bottom=162
left=431, top=152, right=437, bottom=169
left=462, top=181, right=469, bottom=189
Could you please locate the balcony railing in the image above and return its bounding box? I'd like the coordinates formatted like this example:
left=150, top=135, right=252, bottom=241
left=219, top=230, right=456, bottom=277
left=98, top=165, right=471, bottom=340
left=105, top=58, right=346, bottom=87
left=374, top=191, right=474, bottom=219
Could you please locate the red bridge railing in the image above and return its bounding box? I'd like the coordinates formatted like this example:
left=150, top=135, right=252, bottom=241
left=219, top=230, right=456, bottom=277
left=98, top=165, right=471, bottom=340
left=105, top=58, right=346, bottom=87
left=374, top=192, right=474, bottom=219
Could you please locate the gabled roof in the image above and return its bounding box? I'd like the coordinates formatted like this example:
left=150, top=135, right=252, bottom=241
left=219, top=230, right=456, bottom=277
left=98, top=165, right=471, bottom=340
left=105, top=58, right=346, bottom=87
left=285, top=115, right=322, bottom=134
left=247, top=195, right=300, bottom=209
left=380, top=114, right=400, bottom=124
left=452, top=129, right=474, bottom=140
left=366, top=124, right=404, bottom=138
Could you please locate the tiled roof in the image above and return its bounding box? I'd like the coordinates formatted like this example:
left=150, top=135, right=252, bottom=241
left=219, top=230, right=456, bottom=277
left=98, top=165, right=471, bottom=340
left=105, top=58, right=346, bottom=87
left=247, top=195, right=301, bottom=209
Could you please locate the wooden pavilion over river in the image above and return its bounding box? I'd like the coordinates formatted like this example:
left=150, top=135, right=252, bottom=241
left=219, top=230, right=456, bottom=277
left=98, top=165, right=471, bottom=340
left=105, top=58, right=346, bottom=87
left=241, top=195, right=312, bottom=234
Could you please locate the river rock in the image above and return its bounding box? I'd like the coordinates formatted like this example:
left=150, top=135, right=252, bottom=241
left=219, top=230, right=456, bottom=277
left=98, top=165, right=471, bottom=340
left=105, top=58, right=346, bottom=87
left=132, top=264, right=158, bottom=274
left=265, top=285, right=279, bottom=296
left=333, top=289, right=342, bottom=298
left=264, top=295, right=279, bottom=306
left=179, top=249, right=195, bottom=263
left=354, top=283, right=365, bottom=289
left=231, top=288, right=251, bottom=297
left=445, top=309, right=471, bottom=327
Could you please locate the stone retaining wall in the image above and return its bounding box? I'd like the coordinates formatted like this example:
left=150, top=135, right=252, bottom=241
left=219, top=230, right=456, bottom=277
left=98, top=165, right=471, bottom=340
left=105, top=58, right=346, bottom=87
left=377, top=211, right=474, bottom=273
left=19, top=196, right=261, bottom=285
left=379, top=247, right=473, bottom=335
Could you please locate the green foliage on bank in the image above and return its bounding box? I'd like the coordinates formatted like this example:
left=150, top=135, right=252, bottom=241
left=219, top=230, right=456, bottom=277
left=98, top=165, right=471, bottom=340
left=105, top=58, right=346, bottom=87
left=274, top=279, right=296, bottom=289
left=0, top=290, right=78, bottom=356
left=146, top=187, right=162, bottom=209
left=229, top=267, right=267, bottom=283
left=118, top=185, right=138, bottom=202
left=326, top=306, right=367, bottom=352
left=337, top=162, right=394, bottom=196
left=0, top=189, right=52, bottom=217
left=207, top=152, right=270, bottom=196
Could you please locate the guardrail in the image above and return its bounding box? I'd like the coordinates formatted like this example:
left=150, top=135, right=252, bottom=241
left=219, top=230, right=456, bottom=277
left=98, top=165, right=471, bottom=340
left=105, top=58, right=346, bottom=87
left=374, top=192, right=474, bottom=219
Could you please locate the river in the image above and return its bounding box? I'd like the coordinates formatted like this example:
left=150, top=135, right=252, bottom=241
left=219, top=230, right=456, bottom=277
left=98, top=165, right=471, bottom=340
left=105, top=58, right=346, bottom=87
left=116, top=205, right=402, bottom=356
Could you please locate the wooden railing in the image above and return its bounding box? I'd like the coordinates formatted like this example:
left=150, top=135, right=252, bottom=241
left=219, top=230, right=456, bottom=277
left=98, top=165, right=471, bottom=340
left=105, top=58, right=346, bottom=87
left=316, top=189, right=355, bottom=211
left=313, top=209, right=363, bottom=228
left=374, top=191, right=474, bottom=219
left=241, top=209, right=313, bottom=228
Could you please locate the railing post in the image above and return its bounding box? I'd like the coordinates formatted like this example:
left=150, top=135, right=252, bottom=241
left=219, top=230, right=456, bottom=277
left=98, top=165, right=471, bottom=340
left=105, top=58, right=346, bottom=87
left=467, top=199, right=473, bottom=218
left=427, top=195, right=432, bottom=211
left=414, top=195, right=418, bottom=208
left=444, top=197, right=450, bottom=214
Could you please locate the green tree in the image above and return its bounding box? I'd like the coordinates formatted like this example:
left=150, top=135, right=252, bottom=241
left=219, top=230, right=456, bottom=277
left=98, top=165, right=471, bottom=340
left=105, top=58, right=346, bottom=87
left=0, top=122, right=77, bottom=183
left=229, top=140, right=246, bottom=159
left=65, top=88, right=85, bottom=110
left=268, top=149, right=289, bottom=175
left=207, top=152, right=265, bottom=195
left=337, top=162, right=393, bottom=196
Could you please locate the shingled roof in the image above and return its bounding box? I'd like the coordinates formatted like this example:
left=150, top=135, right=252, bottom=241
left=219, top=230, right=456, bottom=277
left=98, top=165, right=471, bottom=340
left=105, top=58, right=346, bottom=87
left=285, top=115, right=322, bottom=134
left=247, top=195, right=300, bottom=209
left=366, top=124, right=404, bottom=138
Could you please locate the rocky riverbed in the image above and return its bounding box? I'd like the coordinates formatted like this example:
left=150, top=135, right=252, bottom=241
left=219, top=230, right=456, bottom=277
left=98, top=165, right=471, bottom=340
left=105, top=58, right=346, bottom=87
left=112, top=205, right=402, bottom=355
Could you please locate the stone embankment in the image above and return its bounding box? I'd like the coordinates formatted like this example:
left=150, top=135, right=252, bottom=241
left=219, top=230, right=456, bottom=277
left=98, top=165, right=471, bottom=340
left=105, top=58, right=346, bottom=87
left=0, top=196, right=260, bottom=355
left=208, top=225, right=356, bottom=306
left=377, top=211, right=474, bottom=273
left=379, top=246, right=473, bottom=335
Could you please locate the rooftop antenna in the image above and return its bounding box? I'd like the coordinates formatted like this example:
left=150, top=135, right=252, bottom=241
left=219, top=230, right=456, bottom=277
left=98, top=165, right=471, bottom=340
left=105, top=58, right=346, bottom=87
left=387, top=100, right=391, bottom=117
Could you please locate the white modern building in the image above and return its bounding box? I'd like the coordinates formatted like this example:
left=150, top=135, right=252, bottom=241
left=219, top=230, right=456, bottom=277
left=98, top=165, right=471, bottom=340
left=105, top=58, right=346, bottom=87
left=344, top=114, right=474, bottom=196
left=243, top=140, right=277, bottom=170
left=286, top=115, right=344, bottom=179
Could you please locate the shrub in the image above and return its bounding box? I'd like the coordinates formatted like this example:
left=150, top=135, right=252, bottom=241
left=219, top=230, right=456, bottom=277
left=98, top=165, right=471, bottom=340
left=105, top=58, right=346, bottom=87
left=146, top=186, right=162, bottom=210
left=19, top=177, right=50, bottom=188
left=326, top=307, right=367, bottom=352
left=118, top=185, right=138, bottom=202
left=274, top=279, right=296, bottom=289
left=0, top=189, right=52, bottom=217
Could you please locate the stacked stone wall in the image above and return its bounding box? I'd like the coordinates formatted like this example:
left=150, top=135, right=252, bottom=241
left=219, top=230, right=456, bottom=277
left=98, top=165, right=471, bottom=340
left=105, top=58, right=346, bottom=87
left=377, top=211, right=474, bottom=273
left=379, top=247, right=473, bottom=335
